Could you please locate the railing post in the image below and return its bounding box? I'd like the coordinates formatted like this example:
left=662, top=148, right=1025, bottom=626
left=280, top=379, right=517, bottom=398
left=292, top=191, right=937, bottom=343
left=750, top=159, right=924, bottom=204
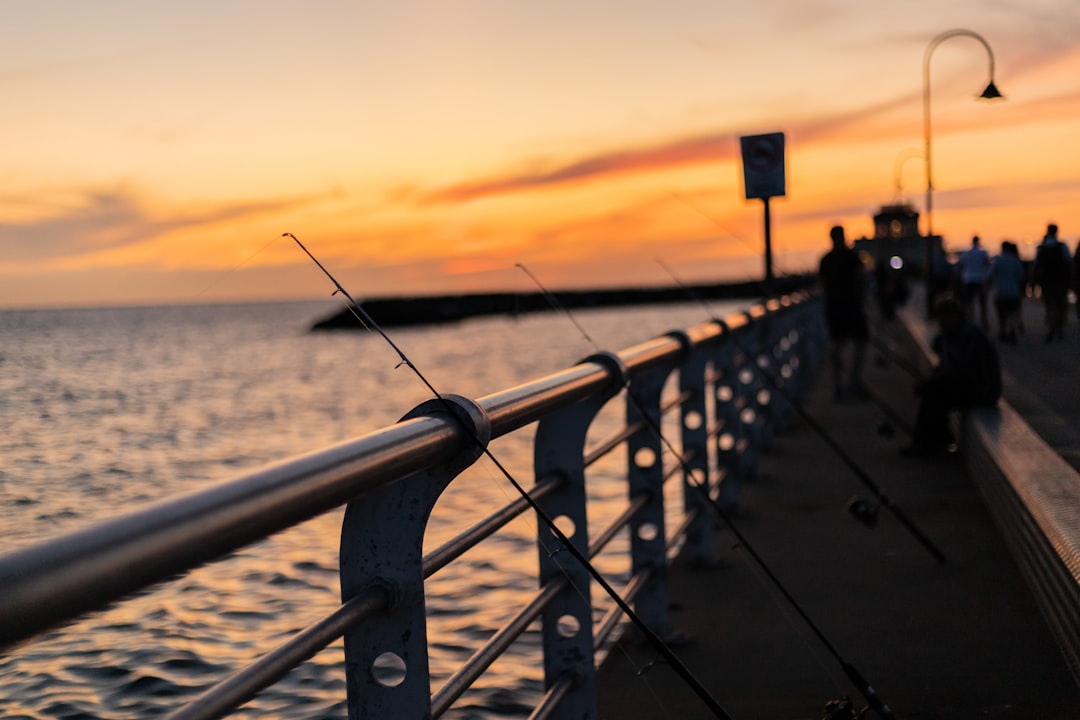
left=673, top=332, right=714, bottom=565
left=339, top=395, right=490, bottom=720
left=533, top=352, right=626, bottom=720
left=626, top=357, right=675, bottom=637
left=712, top=336, right=745, bottom=512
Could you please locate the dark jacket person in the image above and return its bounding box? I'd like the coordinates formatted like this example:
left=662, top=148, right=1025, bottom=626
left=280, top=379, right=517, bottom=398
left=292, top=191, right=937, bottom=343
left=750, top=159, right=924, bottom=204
left=904, top=296, right=1001, bottom=455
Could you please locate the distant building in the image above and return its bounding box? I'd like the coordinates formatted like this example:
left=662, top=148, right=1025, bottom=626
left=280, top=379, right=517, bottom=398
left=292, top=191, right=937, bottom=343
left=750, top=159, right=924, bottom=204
left=852, top=203, right=942, bottom=274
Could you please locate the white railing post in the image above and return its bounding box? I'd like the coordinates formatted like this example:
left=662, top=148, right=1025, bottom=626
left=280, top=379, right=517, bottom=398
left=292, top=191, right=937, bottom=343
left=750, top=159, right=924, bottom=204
left=339, top=395, right=491, bottom=720
left=674, top=333, right=714, bottom=565
left=532, top=352, right=626, bottom=720
left=625, top=358, right=675, bottom=637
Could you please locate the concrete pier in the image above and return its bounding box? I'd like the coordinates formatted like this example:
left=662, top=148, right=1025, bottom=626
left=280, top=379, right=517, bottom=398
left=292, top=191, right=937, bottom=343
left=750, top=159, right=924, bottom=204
left=596, top=305, right=1080, bottom=719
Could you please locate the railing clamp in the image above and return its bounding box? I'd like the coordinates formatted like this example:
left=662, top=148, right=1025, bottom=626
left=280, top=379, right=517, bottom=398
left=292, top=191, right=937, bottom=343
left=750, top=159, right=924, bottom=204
left=401, top=394, right=492, bottom=470
left=663, top=329, right=694, bottom=364
left=580, top=351, right=630, bottom=398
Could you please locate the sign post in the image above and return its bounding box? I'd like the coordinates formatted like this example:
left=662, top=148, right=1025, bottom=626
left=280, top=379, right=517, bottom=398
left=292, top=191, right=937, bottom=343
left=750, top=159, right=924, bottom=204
left=740, top=132, right=787, bottom=290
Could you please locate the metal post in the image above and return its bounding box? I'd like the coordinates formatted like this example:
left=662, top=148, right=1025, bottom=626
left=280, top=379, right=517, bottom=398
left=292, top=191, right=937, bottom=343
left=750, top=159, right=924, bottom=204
left=625, top=363, right=674, bottom=637
left=712, top=337, right=744, bottom=512
left=763, top=196, right=774, bottom=292
left=532, top=352, right=625, bottom=720
left=673, top=334, right=714, bottom=565
left=339, top=395, right=490, bottom=720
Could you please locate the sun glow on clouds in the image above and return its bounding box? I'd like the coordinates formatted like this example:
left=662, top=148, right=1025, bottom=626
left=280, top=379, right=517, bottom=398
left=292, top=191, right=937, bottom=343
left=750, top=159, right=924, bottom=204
left=2, top=1, right=1080, bottom=307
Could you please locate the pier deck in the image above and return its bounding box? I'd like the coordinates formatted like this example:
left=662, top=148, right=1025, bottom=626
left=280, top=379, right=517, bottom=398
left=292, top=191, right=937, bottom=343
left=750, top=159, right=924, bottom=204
left=596, top=310, right=1080, bottom=719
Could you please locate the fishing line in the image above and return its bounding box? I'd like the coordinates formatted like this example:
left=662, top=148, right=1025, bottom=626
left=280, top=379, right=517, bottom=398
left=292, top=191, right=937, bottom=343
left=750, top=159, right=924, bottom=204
left=517, top=264, right=899, bottom=720
left=186, top=236, right=285, bottom=304
left=285, top=233, right=735, bottom=720
left=656, top=259, right=945, bottom=566
left=868, top=334, right=925, bottom=382
left=667, top=190, right=792, bottom=279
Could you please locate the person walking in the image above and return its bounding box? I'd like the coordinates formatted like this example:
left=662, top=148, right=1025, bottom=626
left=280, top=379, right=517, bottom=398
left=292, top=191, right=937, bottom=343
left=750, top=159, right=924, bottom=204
left=990, top=241, right=1025, bottom=344
left=1033, top=223, right=1072, bottom=342
left=818, top=225, right=869, bottom=400
left=957, top=235, right=991, bottom=329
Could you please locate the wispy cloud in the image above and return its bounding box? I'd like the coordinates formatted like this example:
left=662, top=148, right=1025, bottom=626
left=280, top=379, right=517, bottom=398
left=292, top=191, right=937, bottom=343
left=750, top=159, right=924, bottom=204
left=0, top=188, right=331, bottom=266
left=422, top=134, right=739, bottom=205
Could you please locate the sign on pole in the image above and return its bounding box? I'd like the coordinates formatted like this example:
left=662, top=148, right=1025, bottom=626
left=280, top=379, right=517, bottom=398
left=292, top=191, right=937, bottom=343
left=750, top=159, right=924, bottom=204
left=740, top=132, right=786, bottom=200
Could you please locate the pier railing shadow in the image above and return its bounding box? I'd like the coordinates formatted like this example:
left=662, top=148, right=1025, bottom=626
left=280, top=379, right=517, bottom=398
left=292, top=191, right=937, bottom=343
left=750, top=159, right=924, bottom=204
left=0, top=292, right=826, bottom=719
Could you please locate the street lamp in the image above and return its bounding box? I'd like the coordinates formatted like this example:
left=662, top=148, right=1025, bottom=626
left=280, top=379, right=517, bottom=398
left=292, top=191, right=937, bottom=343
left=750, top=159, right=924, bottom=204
left=922, top=29, right=1004, bottom=308
left=893, top=148, right=924, bottom=199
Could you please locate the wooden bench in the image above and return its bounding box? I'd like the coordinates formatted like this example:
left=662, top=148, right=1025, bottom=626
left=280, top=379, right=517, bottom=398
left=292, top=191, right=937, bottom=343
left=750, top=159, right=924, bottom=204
left=899, top=306, right=1080, bottom=683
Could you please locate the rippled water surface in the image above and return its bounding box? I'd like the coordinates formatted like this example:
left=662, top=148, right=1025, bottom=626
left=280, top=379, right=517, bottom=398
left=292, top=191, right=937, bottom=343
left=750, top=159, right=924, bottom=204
left=0, top=299, right=744, bottom=718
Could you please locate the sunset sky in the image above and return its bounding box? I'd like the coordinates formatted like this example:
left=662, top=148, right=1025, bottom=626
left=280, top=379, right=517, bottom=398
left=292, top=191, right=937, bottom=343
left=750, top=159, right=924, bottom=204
left=2, top=1, right=1079, bottom=308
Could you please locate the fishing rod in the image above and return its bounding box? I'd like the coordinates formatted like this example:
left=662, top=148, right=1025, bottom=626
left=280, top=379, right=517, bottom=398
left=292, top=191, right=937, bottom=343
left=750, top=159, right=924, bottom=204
left=284, top=233, right=735, bottom=720
left=868, top=334, right=925, bottom=383
left=656, top=260, right=946, bottom=566
left=517, top=263, right=898, bottom=720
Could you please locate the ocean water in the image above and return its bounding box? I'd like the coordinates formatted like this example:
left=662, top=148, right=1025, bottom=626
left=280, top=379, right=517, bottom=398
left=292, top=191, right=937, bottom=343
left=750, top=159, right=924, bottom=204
left=0, top=298, right=744, bottom=719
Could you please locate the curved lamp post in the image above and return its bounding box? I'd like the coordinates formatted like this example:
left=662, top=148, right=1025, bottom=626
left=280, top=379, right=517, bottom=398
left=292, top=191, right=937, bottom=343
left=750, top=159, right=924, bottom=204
left=893, top=148, right=924, bottom=199
left=922, top=29, right=1004, bottom=309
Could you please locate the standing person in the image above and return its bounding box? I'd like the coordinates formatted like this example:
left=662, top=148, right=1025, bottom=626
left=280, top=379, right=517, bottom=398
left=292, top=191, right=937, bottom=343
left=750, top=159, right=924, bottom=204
left=818, top=225, right=869, bottom=400
left=1073, top=239, right=1080, bottom=323
left=902, top=296, right=1002, bottom=457
left=1033, top=223, right=1072, bottom=342
left=957, top=235, right=991, bottom=329
left=990, top=241, right=1025, bottom=344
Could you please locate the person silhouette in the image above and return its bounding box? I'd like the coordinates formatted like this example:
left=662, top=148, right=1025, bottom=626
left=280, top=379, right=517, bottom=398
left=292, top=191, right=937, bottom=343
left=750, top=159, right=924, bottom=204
left=990, top=241, right=1025, bottom=344
left=818, top=225, right=869, bottom=400
left=1033, top=223, right=1072, bottom=342
left=957, top=235, right=990, bottom=329
left=902, top=296, right=1001, bottom=456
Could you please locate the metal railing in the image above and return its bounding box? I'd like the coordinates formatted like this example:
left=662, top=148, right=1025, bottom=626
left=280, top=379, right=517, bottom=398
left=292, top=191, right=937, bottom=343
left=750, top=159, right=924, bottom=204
left=0, top=292, right=825, bottom=719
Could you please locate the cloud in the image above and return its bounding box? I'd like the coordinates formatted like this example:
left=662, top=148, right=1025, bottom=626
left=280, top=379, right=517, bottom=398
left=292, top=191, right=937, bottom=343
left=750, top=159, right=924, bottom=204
left=420, top=92, right=925, bottom=207
left=0, top=188, right=328, bottom=266
left=422, top=134, right=740, bottom=205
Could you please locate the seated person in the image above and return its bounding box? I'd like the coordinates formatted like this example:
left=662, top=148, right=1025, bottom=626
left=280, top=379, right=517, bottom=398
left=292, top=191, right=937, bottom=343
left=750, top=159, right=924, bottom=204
left=904, top=296, right=1002, bottom=456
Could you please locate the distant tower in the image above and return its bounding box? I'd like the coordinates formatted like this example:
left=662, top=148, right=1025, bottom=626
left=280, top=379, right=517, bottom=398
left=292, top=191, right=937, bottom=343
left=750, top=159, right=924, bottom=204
left=854, top=202, right=939, bottom=273
left=873, top=204, right=920, bottom=241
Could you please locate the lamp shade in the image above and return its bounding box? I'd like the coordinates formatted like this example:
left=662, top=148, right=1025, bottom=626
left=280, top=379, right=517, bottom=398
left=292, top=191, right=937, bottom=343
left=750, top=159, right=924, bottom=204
left=979, top=80, right=1004, bottom=99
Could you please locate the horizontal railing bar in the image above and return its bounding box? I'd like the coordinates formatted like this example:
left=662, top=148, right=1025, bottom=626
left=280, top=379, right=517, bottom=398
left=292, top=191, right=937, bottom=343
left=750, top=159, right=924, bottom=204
left=593, top=569, right=652, bottom=649
left=527, top=674, right=575, bottom=720
left=167, top=586, right=391, bottom=720
left=584, top=419, right=646, bottom=467
left=432, top=579, right=567, bottom=717
left=590, top=494, right=651, bottom=558
left=0, top=416, right=461, bottom=650
left=423, top=477, right=563, bottom=578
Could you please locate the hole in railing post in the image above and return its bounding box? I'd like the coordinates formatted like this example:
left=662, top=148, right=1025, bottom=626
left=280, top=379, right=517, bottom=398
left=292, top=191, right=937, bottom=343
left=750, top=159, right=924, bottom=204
left=552, top=514, right=577, bottom=540
left=738, top=369, right=754, bottom=385
left=757, top=390, right=771, bottom=406
left=689, top=468, right=706, bottom=484
left=637, top=522, right=659, bottom=542
left=634, top=447, right=657, bottom=469
left=740, top=408, right=756, bottom=424
left=684, top=411, right=703, bottom=430
left=372, top=652, right=407, bottom=687
left=556, top=614, right=581, bottom=638
left=781, top=364, right=793, bottom=379
left=717, top=385, right=734, bottom=402
left=718, top=433, right=735, bottom=451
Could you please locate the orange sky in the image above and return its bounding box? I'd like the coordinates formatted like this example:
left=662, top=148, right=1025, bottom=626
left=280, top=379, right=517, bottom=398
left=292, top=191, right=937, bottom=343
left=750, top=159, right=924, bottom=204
left=2, top=2, right=1079, bottom=308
